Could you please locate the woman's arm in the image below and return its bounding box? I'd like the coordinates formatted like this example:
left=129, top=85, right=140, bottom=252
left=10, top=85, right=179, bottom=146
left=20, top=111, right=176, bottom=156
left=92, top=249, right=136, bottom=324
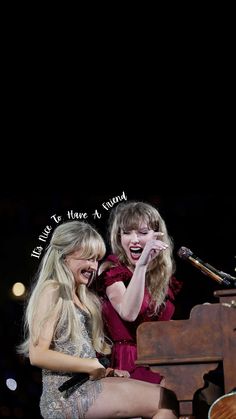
left=29, top=337, right=102, bottom=374
left=106, top=264, right=147, bottom=322
left=106, top=234, right=168, bottom=321
left=29, top=286, right=103, bottom=374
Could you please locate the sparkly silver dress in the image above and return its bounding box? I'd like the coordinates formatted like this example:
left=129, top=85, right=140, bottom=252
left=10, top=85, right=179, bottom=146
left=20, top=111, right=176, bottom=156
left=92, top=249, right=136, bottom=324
left=40, top=307, right=102, bottom=418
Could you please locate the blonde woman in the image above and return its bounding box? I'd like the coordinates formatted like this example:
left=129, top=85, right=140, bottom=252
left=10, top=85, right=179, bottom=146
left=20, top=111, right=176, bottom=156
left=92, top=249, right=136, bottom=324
left=98, top=201, right=182, bottom=384
left=18, top=220, right=178, bottom=418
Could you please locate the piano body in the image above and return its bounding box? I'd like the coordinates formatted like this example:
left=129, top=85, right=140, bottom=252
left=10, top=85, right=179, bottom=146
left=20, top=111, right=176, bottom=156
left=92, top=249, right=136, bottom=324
left=136, top=289, right=236, bottom=418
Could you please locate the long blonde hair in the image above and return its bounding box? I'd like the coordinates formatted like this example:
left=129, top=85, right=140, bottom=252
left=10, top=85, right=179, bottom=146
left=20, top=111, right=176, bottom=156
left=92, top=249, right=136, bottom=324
left=18, top=221, right=111, bottom=356
left=109, top=201, right=175, bottom=311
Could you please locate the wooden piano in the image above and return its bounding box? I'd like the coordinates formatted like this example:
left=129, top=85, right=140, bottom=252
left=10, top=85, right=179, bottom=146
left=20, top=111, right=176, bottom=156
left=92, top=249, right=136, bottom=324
left=136, top=289, right=236, bottom=418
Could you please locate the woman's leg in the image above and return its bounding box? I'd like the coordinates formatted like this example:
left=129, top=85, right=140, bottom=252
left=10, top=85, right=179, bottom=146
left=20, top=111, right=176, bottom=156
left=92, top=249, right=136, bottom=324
left=84, top=377, right=178, bottom=419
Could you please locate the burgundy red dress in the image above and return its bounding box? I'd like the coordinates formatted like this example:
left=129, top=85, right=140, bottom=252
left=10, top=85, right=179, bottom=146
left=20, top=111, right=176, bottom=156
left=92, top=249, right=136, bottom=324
left=97, top=255, right=182, bottom=384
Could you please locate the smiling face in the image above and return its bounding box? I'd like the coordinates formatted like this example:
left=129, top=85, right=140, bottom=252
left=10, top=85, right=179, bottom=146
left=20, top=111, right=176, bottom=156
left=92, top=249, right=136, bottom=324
left=120, top=222, right=155, bottom=266
left=65, top=249, right=99, bottom=286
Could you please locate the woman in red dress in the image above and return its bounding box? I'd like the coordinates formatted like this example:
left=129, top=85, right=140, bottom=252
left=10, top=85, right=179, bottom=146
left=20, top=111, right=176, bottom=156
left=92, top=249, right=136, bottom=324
left=97, top=201, right=182, bottom=384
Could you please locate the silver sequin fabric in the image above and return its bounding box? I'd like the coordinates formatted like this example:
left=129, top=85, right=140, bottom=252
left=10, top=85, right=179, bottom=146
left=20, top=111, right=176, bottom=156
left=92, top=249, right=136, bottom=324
left=40, top=307, right=103, bottom=418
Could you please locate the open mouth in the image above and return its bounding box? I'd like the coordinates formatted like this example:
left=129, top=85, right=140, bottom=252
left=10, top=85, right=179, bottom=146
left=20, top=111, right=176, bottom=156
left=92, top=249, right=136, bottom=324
left=129, top=247, right=143, bottom=260
left=81, top=270, right=94, bottom=281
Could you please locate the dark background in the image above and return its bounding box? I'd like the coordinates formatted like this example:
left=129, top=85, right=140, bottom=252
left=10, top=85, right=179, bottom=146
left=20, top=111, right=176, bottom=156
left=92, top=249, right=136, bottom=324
left=1, top=8, right=235, bottom=415
left=0, top=188, right=235, bottom=418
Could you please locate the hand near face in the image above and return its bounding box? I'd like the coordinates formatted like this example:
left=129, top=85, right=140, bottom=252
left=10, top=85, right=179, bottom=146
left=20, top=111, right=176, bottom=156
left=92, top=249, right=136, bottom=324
left=137, top=232, right=168, bottom=267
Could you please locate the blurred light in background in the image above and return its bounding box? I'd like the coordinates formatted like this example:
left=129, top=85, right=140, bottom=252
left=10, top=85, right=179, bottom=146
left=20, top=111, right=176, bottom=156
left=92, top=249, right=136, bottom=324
left=6, top=378, right=17, bottom=391
left=12, top=283, right=25, bottom=297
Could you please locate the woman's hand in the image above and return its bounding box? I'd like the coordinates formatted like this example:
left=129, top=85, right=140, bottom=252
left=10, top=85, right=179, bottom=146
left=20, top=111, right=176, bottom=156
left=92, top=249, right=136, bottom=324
left=137, top=232, right=168, bottom=267
left=89, top=367, right=106, bottom=381
left=106, top=368, right=130, bottom=378
left=89, top=367, right=130, bottom=381
left=114, top=369, right=130, bottom=378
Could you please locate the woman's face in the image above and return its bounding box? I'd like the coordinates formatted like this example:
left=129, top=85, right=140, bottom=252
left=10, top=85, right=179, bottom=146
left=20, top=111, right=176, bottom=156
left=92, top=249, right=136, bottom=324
left=120, top=222, right=155, bottom=266
left=65, top=249, right=98, bottom=286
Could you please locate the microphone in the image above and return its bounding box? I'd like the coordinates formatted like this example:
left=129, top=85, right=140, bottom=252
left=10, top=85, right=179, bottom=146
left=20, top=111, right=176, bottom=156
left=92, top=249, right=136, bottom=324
left=58, top=357, right=110, bottom=392
left=177, top=246, right=236, bottom=287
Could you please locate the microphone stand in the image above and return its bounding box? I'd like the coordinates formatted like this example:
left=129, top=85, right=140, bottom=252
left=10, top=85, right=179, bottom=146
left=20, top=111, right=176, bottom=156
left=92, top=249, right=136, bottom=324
left=177, top=247, right=236, bottom=288
left=217, top=271, right=236, bottom=288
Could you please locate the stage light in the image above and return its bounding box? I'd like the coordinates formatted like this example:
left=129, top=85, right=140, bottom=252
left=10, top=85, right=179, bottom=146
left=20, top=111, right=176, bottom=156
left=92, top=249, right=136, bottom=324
left=6, top=378, right=17, bottom=391
left=12, top=282, right=25, bottom=297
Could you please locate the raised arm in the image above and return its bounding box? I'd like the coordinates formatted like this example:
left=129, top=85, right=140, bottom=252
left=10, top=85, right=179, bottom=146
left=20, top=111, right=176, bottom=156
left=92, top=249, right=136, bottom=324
left=106, top=233, right=168, bottom=321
